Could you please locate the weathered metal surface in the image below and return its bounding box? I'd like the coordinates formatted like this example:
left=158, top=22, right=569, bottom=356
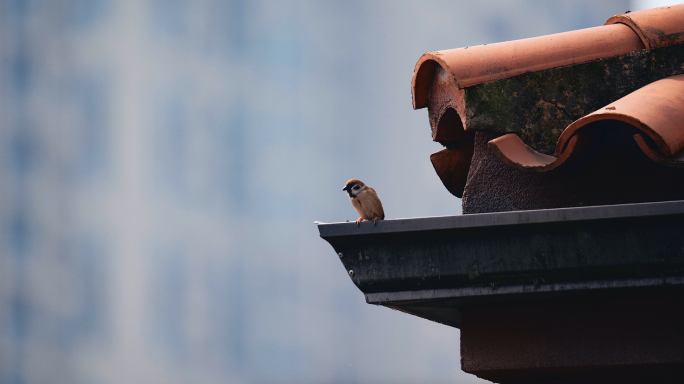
left=606, top=4, right=684, bottom=50
left=318, top=201, right=684, bottom=328
left=412, top=23, right=644, bottom=108
left=487, top=74, right=684, bottom=170
left=372, top=277, right=684, bottom=328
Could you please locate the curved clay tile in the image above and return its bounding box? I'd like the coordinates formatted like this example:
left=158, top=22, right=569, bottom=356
left=430, top=142, right=474, bottom=198
left=489, top=75, right=684, bottom=171
left=488, top=134, right=583, bottom=172
left=606, top=4, right=684, bottom=50
left=634, top=134, right=684, bottom=168
left=412, top=24, right=644, bottom=109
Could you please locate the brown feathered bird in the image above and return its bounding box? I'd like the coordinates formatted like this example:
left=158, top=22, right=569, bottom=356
left=342, top=179, right=385, bottom=226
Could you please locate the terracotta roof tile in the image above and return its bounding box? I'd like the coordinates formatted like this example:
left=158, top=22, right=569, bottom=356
left=416, top=5, right=684, bottom=198
left=633, top=133, right=684, bottom=167
left=412, top=5, right=684, bottom=110
left=412, top=24, right=643, bottom=109
left=606, top=4, right=684, bottom=50
left=489, top=74, right=684, bottom=171
left=430, top=142, right=474, bottom=198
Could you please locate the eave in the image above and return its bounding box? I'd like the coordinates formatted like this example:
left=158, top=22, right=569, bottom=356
left=318, top=201, right=684, bottom=328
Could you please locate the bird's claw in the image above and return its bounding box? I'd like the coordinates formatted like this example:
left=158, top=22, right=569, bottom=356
left=355, top=217, right=364, bottom=226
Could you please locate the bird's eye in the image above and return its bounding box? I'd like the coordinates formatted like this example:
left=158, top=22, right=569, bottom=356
left=353, top=185, right=360, bottom=190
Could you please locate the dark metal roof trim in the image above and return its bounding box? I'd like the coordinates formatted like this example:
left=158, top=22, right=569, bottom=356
left=366, top=276, right=684, bottom=305
left=318, top=199, right=684, bottom=237
left=318, top=201, right=684, bottom=328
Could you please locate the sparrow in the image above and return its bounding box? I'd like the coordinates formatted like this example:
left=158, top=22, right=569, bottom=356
left=342, top=179, right=385, bottom=226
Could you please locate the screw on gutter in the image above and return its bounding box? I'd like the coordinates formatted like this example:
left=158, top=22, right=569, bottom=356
left=338, top=252, right=344, bottom=258
left=348, top=270, right=354, bottom=277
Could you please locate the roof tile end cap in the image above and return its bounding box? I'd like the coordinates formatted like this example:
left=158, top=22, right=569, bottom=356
left=412, top=51, right=454, bottom=109
left=561, top=74, right=684, bottom=158
left=606, top=4, right=684, bottom=50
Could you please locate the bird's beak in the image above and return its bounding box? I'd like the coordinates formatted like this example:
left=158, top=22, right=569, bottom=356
left=342, top=186, right=349, bottom=191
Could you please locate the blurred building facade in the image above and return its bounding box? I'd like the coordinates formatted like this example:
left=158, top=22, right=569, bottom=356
left=0, top=1, right=633, bottom=383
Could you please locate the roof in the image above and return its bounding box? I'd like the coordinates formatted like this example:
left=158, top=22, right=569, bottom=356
left=412, top=4, right=684, bottom=107
left=415, top=5, right=684, bottom=197
left=412, top=23, right=643, bottom=109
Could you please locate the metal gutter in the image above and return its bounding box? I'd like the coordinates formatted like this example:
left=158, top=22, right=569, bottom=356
left=317, top=200, right=684, bottom=328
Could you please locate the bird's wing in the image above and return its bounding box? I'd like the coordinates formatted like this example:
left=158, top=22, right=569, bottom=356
left=365, top=187, right=385, bottom=219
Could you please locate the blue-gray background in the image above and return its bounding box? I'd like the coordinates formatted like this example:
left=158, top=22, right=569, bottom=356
left=0, top=0, right=670, bottom=383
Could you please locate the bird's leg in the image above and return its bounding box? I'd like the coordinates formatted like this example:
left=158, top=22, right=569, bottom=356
left=372, top=217, right=381, bottom=225
left=355, top=217, right=364, bottom=226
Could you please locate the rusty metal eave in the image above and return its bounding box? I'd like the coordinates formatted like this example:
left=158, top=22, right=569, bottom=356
left=317, top=200, right=684, bottom=328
